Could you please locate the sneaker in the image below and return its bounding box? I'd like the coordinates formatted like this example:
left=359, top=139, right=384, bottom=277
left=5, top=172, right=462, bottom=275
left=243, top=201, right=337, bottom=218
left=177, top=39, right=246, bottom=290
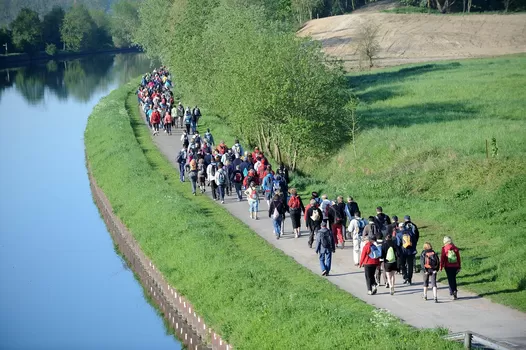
left=434, top=298, right=438, bottom=303
left=276, top=235, right=279, bottom=240
left=372, top=286, right=377, bottom=295
left=321, top=270, right=327, bottom=276
left=385, top=284, right=390, bottom=289
left=326, top=271, right=330, bottom=276
left=294, top=233, right=298, bottom=238
left=367, top=291, right=373, bottom=295
left=402, top=280, right=409, bottom=285
left=453, top=291, right=458, bottom=300
left=221, top=200, right=225, bottom=204
left=390, top=287, right=395, bottom=295
left=308, top=244, right=312, bottom=249
left=422, top=294, right=427, bottom=301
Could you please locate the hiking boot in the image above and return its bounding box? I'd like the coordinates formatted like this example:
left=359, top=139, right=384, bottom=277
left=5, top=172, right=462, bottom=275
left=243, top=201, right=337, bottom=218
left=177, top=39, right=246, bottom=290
left=422, top=294, right=427, bottom=301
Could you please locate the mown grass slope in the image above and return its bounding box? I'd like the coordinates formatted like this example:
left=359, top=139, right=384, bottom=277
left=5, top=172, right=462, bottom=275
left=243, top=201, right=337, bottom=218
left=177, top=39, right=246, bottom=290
left=291, top=55, right=526, bottom=311
left=84, top=81, right=461, bottom=349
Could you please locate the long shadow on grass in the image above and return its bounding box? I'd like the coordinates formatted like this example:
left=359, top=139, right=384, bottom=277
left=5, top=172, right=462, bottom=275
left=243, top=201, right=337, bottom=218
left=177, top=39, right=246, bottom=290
left=348, top=62, right=462, bottom=93
left=359, top=102, right=478, bottom=128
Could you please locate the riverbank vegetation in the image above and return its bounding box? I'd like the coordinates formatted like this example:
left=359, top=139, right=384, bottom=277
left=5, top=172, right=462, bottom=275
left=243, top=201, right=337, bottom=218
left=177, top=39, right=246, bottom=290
left=85, top=79, right=461, bottom=349
left=0, top=0, right=138, bottom=57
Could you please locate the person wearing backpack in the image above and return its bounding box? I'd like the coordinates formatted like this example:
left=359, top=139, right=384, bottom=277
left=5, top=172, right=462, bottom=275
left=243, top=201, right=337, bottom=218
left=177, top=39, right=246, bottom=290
left=164, top=111, right=173, bottom=135
left=374, top=233, right=387, bottom=287
left=348, top=211, right=367, bottom=266
left=306, top=199, right=323, bottom=249
left=381, top=234, right=400, bottom=295
left=231, top=165, right=244, bottom=201
left=262, top=172, right=274, bottom=207
left=150, top=108, right=161, bottom=135
left=244, top=181, right=260, bottom=220
left=207, top=157, right=220, bottom=201
left=287, top=188, right=304, bottom=238
left=374, top=206, right=391, bottom=237
left=232, top=140, right=244, bottom=159
left=420, top=242, right=440, bottom=303
left=396, top=223, right=417, bottom=285
left=204, top=128, right=215, bottom=148
left=181, top=130, right=189, bottom=149
left=269, top=194, right=285, bottom=239
left=315, top=222, right=336, bottom=276
left=278, top=163, right=289, bottom=183
left=176, top=148, right=187, bottom=182
left=319, top=195, right=332, bottom=226
left=440, top=236, right=461, bottom=300
left=176, top=102, right=184, bottom=128
left=188, top=159, right=198, bottom=195
left=198, top=159, right=207, bottom=194
left=387, top=215, right=399, bottom=238
left=216, top=163, right=227, bottom=204
left=331, top=196, right=347, bottom=249
left=360, top=236, right=381, bottom=295
left=192, top=105, right=201, bottom=127
left=344, top=197, right=360, bottom=240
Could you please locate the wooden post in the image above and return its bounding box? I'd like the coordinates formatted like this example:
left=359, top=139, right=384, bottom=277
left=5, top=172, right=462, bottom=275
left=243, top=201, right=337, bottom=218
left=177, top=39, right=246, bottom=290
left=485, top=140, right=489, bottom=159
left=464, top=332, right=472, bottom=349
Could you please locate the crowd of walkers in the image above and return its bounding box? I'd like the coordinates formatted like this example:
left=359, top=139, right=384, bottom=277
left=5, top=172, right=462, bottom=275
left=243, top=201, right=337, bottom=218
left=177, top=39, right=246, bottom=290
left=136, top=67, right=463, bottom=303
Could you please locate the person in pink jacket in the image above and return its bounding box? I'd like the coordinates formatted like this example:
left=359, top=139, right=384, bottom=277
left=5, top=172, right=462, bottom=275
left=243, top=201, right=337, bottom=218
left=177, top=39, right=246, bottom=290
left=440, top=236, right=461, bottom=300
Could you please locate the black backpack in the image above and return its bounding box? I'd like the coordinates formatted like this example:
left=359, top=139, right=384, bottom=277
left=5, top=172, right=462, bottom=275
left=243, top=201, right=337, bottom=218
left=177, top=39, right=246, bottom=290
left=211, top=163, right=217, bottom=177
left=320, top=228, right=332, bottom=249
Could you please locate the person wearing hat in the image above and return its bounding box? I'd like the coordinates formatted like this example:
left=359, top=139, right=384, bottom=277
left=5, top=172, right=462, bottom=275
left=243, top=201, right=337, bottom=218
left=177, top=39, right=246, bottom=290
left=360, top=235, right=381, bottom=295
left=440, top=236, right=461, bottom=300
left=306, top=199, right=323, bottom=248
left=315, top=221, right=335, bottom=276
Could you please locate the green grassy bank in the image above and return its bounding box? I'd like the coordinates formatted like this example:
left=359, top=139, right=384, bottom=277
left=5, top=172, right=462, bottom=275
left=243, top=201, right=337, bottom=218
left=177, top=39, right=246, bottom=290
left=290, top=55, right=526, bottom=311
left=84, top=81, right=459, bottom=349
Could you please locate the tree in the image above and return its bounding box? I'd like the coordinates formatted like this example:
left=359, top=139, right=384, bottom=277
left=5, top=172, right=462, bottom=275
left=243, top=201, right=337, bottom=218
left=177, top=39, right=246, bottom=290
left=0, top=26, right=12, bottom=54
left=60, top=4, right=97, bottom=52
left=356, top=23, right=380, bottom=68
left=110, top=0, right=139, bottom=48
left=89, top=9, right=113, bottom=48
left=10, top=8, right=43, bottom=54
left=42, top=6, right=65, bottom=47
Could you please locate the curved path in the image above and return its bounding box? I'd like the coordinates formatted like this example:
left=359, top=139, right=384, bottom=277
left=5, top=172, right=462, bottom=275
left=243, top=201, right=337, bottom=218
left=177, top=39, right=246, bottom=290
left=142, top=113, right=526, bottom=349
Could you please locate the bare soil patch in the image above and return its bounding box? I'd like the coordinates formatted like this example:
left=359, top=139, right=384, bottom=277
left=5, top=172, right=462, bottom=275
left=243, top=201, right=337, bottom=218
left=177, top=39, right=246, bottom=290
left=298, top=12, right=526, bottom=69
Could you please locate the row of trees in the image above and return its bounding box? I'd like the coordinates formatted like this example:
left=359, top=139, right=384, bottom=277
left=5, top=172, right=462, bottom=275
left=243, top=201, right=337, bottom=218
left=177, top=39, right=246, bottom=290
left=0, top=0, right=139, bottom=56
left=133, top=0, right=355, bottom=170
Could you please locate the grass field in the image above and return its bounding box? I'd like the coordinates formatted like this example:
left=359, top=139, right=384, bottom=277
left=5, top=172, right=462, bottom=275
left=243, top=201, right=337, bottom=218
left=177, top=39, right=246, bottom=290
left=288, top=55, right=526, bottom=311
left=84, top=81, right=461, bottom=349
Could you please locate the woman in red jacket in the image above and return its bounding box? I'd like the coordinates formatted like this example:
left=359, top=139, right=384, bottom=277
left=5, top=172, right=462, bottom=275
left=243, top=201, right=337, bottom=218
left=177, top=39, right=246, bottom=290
left=440, top=236, right=461, bottom=300
left=150, top=108, right=161, bottom=135
left=360, top=236, right=381, bottom=295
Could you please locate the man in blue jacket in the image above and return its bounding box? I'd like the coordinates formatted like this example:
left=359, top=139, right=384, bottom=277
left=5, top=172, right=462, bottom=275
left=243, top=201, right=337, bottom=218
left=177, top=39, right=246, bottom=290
left=396, top=223, right=417, bottom=285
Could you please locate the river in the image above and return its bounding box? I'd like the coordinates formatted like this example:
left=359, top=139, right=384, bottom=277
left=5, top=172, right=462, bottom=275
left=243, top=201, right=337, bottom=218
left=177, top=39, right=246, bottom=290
left=0, top=54, right=181, bottom=349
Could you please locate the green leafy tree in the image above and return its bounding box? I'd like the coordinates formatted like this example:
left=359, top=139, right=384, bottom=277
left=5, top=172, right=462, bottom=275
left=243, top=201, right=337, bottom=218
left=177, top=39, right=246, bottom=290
left=45, top=43, right=58, bottom=55
left=89, top=9, right=113, bottom=48
left=60, top=4, right=97, bottom=52
left=0, top=26, right=12, bottom=54
left=11, top=8, right=43, bottom=54
left=42, top=6, right=65, bottom=47
left=110, top=0, right=139, bottom=48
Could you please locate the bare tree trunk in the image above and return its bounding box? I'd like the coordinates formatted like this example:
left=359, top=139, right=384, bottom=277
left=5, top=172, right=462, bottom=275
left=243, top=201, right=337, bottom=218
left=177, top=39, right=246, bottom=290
left=291, top=148, right=298, bottom=171
left=467, top=0, right=472, bottom=12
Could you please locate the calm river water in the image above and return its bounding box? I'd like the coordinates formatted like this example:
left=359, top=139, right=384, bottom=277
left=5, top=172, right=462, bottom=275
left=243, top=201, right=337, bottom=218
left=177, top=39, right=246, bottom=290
left=0, top=54, right=181, bottom=349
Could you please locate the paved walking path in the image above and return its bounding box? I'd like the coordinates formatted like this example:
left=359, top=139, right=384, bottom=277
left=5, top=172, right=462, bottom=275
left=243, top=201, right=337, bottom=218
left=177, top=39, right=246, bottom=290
left=143, top=113, right=526, bottom=349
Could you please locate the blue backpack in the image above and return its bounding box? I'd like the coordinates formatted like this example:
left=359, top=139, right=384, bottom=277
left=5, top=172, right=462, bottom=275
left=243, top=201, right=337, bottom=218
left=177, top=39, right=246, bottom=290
left=369, top=244, right=382, bottom=259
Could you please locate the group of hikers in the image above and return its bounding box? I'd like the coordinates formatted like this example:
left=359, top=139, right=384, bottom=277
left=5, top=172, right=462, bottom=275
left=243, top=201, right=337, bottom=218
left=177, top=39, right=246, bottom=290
left=136, top=67, right=462, bottom=303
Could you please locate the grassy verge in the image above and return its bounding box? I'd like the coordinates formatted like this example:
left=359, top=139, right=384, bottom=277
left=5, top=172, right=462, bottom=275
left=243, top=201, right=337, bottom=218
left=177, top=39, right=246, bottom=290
left=193, top=55, right=526, bottom=312
left=85, top=81, right=460, bottom=349
left=295, top=55, right=526, bottom=311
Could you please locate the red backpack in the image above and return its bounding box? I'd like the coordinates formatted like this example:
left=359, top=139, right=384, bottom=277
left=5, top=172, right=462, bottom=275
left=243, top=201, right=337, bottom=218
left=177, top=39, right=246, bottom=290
left=288, top=196, right=300, bottom=209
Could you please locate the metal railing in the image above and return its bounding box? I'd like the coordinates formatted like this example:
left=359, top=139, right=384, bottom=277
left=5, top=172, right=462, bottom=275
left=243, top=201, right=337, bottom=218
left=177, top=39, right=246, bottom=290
left=443, top=331, right=516, bottom=350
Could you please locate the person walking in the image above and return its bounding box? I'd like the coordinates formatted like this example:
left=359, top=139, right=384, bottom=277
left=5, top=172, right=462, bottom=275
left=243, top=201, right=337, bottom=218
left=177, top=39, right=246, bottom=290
left=360, top=236, right=381, bottom=295
left=382, top=234, right=400, bottom=295
left=262, top=171, right=274, bottom=207
left=331, top=196, right=346, bottom=249
left=231, top=165, right=244, bottom=201
left=207, top=157, right=219, bottom=200
left=188, top=159, right=198, bottom=195
left=315, top=222, right=336, bottom=276
left=440, top=236, right=461, bottom=300
left=198, top=158, right=207, bottom=194
left=306, top=199, right=323, bottom=249
left=164, top=111, right=172, bottom=135
left=269, top=194, right=285, bottom=239
left=150, top=107, right=161, bottom=135
left=245, top=181, right=260, bottom=220
left=176, top=102, right=184, bottom=128
left=216, top=163, right=227, bottom=204
left=348, top=211, right=367, bottom=266
left=420, top=242, right=440, bottom=303
left=204, top=128, right=215, bottom=148
left=287, top=188, right=304, bottom=238
left=344, top=196, right=360, bottom=240
left=374, top=206, right=391, bottom=237
left=176, top=148, right=187, bottom=182
left=184, top=107, right=192, bottom=134
left=396, top=222, right=417, bottom=285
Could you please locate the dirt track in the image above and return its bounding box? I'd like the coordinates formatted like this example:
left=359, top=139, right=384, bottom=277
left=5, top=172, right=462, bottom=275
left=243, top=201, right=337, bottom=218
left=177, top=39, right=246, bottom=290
left=298, top=13, right=526, bottom=69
